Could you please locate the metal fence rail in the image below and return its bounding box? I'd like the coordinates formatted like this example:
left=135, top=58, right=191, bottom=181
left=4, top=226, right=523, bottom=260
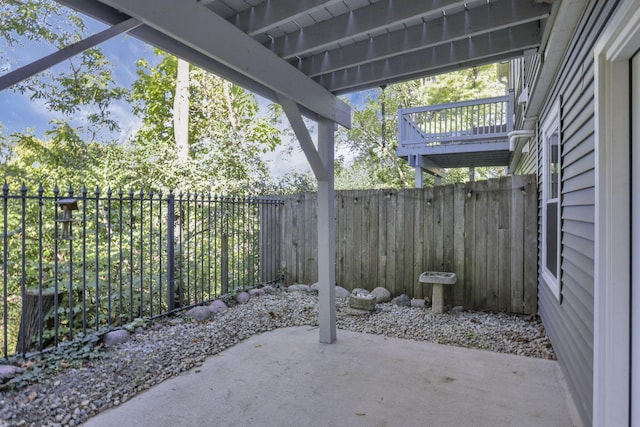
left=1, top=184, right=282, bottom=359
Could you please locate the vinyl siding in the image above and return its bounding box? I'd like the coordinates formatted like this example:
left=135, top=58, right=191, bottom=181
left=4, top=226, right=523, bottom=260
left=514, top=143, right=537, bottom=174
left=534, top=1, right=621, bottom=425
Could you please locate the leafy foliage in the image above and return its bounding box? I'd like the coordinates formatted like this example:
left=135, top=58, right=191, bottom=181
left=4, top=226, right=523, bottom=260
left=0, top=0, right=75, bottom=72
left=2, top=331, right=103, bottom=390
left=127, top=51, right=281, bottom=193
left=336, top=65, right=509, bottom=189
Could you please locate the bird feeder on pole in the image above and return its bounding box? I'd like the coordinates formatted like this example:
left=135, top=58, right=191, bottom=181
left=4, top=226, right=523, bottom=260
left=56, top=198, right=78, bottom=240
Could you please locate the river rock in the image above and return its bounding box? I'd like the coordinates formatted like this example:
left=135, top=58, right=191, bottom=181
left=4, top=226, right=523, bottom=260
left=411, top=298, right=426, bottom=308
left=103, top=330, right=131, bottom=347
left=236, top=292, right=250, bottom=304
left=371, top=287, right=391, bottom=303
left=451, top=306, right=464, bottom=315
left=208, top=300, right=228, bottom=313
left=310, top=282, right=320, bottom=293
left=334, top=286, right=351, bottom=298
left=0, top=365, right=22, bottom=383
left=351, top=288, right=370, bottom=296
left=392, top=294, right=411, bottom=306
left=287, top=284, right=311, bottom=293
left=185, top=306, right=211, bottom=322
left=248, top=288, right=265, bottom=297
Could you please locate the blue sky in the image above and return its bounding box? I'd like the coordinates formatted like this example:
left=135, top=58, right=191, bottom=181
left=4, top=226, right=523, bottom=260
left=0, top=9, right=372, bottom=177
left=0, top=15, right=158, bottom=142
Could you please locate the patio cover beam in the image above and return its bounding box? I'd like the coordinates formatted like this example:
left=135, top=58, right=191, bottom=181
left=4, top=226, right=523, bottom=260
left=0, top=17, right=140, bottom=91
left=299, top=0, right=551, bottom=78
left=95, top=0, right=351, bottom=128
left=229, top=0, right=344, bottom=37
left=56, top=0, right=299, bottom=117
left=319, top=22, right=541, bottom=94
left=269, top=0, right=468, bottom=60
left=278, top=96, right=330, bottom=181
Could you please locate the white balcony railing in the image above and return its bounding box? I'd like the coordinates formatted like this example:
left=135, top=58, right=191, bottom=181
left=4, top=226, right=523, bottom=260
left=397, top=93, right=514, bottom=156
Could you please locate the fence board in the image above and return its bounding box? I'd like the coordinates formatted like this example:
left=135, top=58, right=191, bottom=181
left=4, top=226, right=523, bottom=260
left=412, top=190, right=425, bottom=298
left=433, top=187, right=444, bottom=274
left=353, top=192, right=363, bottom=288
left=279, top=175, right=538, bottom=314
left=336, top=194, right=347, bottom=288
left=463, top=184, right=476, bottom=308
left=486, top=179, right=500, bottom=311
left=368, top=192, right=380, bottom=289
left=474, top=180, right=489, bottom=309
left=304, top=192, right=315, bottom=284
left=398, top=191, right=413, bottom=295
left=498, top=177, right=512, bottom=312
left=386, top=191, right=398, bottom=295
left=523, top=175, right=538, bottom=314
left=422, top=187, right=434, bottom=299
left=510, top=177, right=525, bottom=313
left=452, top=185, right=466, bottom=307
left=376, top=192, right=387, bottom=290
left=442, top=186, right=455, bottom=304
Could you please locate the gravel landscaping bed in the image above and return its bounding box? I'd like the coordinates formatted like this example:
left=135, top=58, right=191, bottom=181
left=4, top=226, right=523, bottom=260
left=0, top=287, right=554, bottom=427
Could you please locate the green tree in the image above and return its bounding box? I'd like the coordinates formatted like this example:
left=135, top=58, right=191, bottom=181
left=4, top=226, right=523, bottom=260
left=2, top=44, right=128, bottom=190
left=1, top=1, right=128, bottom=190
left=128, top=51, right=281, bottom=193
left=0, top=0, right=74, bottom=72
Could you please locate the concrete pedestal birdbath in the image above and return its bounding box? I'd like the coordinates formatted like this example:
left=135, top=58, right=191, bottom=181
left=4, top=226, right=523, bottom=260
left=419, top=271, right=457, bottom=314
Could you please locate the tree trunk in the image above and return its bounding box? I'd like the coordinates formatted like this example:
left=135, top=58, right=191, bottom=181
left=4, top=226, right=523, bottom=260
left=174, top=58, right=190, bottom=162
left=15, top=288, right=61, bottom=354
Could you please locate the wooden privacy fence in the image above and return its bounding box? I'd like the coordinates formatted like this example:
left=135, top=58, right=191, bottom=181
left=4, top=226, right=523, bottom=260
left=278, top=175, right=538, bottom=314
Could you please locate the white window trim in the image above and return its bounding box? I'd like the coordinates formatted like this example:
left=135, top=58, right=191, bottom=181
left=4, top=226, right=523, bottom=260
left=593, top=0, right=640, bottom=425
left=541, top=100, right=561, bottom=300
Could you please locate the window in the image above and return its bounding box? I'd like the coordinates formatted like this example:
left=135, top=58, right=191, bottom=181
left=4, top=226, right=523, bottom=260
left=541, top=101, right=561, bottom=300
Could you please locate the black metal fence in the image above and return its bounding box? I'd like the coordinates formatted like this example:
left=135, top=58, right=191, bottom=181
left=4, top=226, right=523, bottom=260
left=1, top=184, right=282, bottom=359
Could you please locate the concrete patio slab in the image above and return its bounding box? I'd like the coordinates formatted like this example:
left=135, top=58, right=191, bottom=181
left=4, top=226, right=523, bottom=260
left=84, top=326, right=581, bottom=427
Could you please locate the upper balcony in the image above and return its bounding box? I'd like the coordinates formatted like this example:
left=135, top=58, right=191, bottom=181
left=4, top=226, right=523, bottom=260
left=397, top=93, right=514, bottom=174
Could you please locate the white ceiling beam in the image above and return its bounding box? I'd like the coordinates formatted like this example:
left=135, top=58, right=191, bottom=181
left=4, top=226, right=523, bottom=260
left=300, top=0, right=550, bottom=77
left=229, top=0, right=344, bottom=37
left=0, top=18, right=140, bottom=91
left=96, top=0, right=351, bottom=128
left=269, top=0, right=468, bottom=60
left=318, top=22, right=541, bottom=94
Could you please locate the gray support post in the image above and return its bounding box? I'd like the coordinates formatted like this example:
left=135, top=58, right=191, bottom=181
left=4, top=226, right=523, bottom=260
left=317, top=119, right=337, bottom=344
left=469, top=167, right=476, bottom=182
left=435, top=176, right=442, bottom=186
left=415, top=166, right=423, bottom=188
